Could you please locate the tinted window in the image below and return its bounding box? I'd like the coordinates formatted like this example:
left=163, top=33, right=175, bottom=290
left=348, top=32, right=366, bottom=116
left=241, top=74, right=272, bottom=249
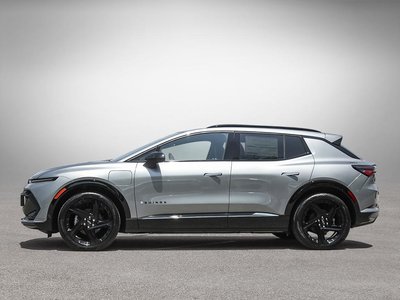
left=239, top=134, right=283, bottom=160
left=159, top=133, right=228, bottom=161
left=285, top=135, right=308, bottom=159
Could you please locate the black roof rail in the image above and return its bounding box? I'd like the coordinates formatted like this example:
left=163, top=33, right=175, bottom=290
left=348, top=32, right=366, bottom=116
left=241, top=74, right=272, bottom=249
left=207, top=124, right=321, bottom=133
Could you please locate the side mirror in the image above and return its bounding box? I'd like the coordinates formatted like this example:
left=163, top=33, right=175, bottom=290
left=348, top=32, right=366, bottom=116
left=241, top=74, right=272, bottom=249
left=144, top=151, right=165, bottom=168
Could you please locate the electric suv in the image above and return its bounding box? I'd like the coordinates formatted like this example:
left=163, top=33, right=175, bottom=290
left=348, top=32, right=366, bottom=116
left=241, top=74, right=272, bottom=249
left=20, top=125, right=379, bottom=250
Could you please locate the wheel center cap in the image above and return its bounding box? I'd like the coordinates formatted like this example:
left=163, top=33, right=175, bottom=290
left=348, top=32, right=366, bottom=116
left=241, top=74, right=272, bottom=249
left=318, top=216, right=330, bottom=228
left=83, top=215, right=96, bottom=228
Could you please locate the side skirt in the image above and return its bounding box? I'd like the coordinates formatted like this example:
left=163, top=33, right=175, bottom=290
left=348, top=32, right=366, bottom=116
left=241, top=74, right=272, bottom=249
left=123, top=213, right=289, bottom=233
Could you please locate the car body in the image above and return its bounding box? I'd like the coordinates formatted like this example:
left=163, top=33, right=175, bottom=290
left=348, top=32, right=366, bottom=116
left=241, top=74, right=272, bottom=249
left=20, top=124, right=379, bottom=250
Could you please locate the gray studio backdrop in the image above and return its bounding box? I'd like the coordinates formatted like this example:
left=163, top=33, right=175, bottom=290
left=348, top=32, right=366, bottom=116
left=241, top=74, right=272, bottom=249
left=1, top=0, right=399, bottom=189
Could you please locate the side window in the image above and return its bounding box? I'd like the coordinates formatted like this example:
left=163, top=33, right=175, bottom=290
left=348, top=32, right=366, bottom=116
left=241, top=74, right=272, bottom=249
left=159, top=133, right=228, bottom=161
left=285, top=135, right=308, bottom=159
left=239, top=133, right=283, bottom=160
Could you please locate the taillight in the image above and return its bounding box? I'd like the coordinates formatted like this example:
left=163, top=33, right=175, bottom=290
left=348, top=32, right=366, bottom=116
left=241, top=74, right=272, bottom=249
left=352, top=165, right=376, bottom=177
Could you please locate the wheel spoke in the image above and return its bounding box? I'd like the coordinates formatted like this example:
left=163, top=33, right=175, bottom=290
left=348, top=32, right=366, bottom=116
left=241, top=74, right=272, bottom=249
left=88, top=221, right=112, bottom=231
left=310, top=203, right=325, bottom=216
left=316, top=228, right=328, bottom=245
left=83, top=227, right=98, bottom=244
left=69, top=208, right=88, bottom=218
left=70, top=221, right=83, bottom=236
left=303, top=217, right=319, bottom=230
left=327, top=205, right=338, bottom=219
left=323, top=226, right=343, bottom=232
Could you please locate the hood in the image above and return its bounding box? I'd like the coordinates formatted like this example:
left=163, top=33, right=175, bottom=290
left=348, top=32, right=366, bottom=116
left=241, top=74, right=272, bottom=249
left=30, top=160, right=112, bottom=179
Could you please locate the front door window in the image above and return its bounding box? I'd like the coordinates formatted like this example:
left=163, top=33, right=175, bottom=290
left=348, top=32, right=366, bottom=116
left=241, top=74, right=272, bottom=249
left=159, top=133, right=228, bottom=161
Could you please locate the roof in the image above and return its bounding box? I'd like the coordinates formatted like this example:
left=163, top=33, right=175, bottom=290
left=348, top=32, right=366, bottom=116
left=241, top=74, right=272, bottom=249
left=205, top=124, right=340, bottom=142
left=207, top=124, right=320, bottom=133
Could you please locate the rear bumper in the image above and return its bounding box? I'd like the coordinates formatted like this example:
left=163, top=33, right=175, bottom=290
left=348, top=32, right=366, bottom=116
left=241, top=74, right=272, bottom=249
left=353, top=204, right=379, bottom=227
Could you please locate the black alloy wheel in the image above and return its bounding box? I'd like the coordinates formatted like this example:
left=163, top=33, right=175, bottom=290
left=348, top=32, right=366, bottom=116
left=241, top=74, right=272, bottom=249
left=58, top=192, right=120, bottom=250
left=292, top=193, right=351, bottom=250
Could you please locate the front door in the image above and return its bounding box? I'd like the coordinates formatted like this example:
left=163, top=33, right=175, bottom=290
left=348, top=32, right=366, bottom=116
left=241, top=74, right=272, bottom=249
left=134, top=132, right=231, bottom=231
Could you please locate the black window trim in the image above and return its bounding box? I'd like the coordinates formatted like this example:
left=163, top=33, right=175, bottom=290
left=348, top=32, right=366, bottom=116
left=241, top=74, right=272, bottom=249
left=331, top=144, right=360, bottom=159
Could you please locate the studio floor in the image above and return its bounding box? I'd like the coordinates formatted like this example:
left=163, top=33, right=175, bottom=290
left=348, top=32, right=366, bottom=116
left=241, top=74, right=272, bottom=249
left=1, top=182, right=399, bottom=299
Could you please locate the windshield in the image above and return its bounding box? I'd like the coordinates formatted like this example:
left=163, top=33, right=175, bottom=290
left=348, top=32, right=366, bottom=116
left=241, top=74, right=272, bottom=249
left=111, top=131, right=184, bottom=162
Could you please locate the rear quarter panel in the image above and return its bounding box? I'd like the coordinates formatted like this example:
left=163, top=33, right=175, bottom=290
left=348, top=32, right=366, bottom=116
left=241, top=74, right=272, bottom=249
left=305, top=137, right=378, bottom=210
left=305, top=137, right=361, bottom=186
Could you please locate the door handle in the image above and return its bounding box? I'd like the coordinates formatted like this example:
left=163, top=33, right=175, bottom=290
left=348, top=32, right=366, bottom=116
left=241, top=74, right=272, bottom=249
left=281, top=172, right=300, bottom=176
left=204, top=172, right=223, bottom=177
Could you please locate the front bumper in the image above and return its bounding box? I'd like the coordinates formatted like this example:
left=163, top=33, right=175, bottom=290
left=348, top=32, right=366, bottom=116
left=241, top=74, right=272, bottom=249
left=21, top=217, right=53, bottom=233
left=20, top=190, right=40, bottom=220
left=20, top=189, right=54, bottom=234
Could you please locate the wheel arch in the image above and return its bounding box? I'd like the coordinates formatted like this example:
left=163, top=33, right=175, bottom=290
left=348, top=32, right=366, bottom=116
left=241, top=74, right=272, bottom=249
left=285, top=180, right=359, bottom=228
left=47, top=178, right=131, bottom=233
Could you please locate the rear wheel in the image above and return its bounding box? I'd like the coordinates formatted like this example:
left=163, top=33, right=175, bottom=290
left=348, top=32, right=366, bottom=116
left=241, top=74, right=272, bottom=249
left=292, top=193, right=351, bottom=250
left=58, top=192, right=120, bottom=251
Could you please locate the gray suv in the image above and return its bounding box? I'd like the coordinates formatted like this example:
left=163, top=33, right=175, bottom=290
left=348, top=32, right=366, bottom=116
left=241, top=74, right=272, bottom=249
left=21, top=125, right=379, bottom=250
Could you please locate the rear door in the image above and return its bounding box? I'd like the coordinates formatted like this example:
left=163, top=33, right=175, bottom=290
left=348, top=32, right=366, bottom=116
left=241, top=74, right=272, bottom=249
left=228, top=133, right=314, bottom=230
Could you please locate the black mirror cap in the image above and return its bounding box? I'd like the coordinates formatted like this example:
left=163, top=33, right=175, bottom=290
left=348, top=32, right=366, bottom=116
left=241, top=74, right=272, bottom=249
left=144, top=151, right=165, bottom=168
left=145, top=151, right=165, bottom=162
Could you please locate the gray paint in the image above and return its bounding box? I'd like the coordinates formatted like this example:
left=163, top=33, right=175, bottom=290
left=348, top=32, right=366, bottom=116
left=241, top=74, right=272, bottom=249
left=229, top=155, right=314, bottom=215
left=108, top=170, right=132, bottom=186
left=135, top=161, right=231, bottom=218
left=22, top=126, right=378, bottom=228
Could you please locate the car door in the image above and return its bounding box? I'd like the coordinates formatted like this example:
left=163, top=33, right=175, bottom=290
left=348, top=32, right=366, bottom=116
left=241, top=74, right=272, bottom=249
left=134, top=132, right=232, bottom=231
left=228, top=132, right=314, bottom=230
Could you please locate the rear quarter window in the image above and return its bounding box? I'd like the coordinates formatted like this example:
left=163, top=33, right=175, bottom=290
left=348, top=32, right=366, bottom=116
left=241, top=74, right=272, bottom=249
left=285, top=135, right=309, bottom=159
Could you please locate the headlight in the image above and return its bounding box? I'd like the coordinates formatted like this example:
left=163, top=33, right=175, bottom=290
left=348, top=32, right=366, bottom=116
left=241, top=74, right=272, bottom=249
left=28, top=177, right=58, bottom=184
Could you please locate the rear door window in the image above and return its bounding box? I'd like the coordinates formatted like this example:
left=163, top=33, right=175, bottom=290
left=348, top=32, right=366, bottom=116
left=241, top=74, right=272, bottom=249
left=239, top=133, right=284, bottom=160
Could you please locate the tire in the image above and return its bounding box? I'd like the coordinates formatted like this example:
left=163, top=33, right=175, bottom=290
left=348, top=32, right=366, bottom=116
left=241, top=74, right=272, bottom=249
left=58, top=192, right=120, bottom=251
left=292, top=193, right=351, bottom=250
left=272, top=232, right=294, bottom=240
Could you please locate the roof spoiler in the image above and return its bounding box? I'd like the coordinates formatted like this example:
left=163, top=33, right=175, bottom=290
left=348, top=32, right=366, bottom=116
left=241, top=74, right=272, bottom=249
left=325, top=133, right=343, bottom=145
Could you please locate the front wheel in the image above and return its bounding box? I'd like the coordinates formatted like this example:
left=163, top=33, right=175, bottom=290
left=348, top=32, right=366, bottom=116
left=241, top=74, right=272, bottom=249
left=292, top=193, right=351, bottom=250
left=58, top=192, right=120, bottom=251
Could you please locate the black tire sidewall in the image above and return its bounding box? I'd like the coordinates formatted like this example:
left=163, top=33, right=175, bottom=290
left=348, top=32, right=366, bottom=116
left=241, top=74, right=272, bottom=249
left=58, top=192, right=120, bottom=251
left=292, top=193, right=351, bottom=250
